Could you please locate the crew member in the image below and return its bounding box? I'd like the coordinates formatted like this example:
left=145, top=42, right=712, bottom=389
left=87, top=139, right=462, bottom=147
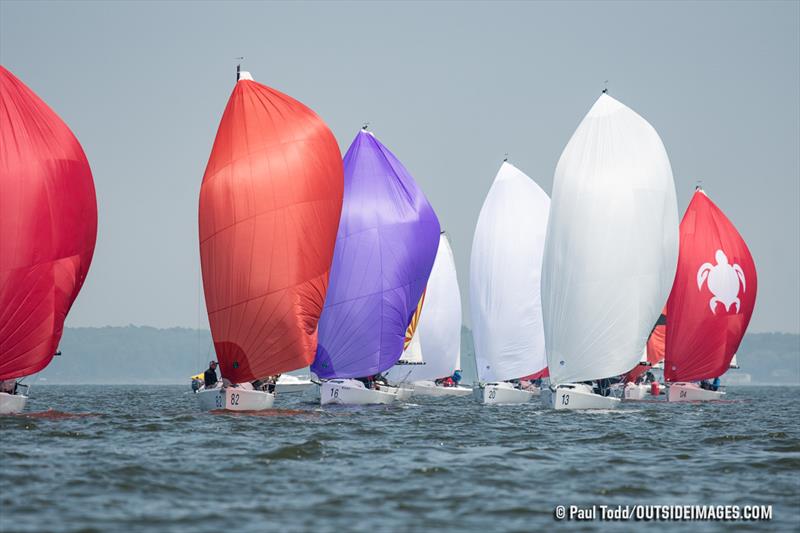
left=204, top=361, right=219, bottom=388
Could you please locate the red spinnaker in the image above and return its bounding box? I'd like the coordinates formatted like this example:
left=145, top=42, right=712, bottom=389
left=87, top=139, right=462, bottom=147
left=0, top=66, right=97, bottom=380
left=199, top=77, right=343, bottom=383
left=665, top=191, right=757, bottom=382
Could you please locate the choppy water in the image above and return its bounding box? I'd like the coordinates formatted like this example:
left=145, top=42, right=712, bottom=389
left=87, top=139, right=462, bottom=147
left=1, top=385, right=798, bottom=532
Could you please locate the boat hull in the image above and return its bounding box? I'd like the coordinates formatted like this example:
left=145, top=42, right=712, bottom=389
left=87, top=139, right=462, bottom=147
left=411, top=381, right=473, bottom=397
left=0, top=392, right=27, bottom=415
left=320, top=379, right=396, bottom=406
left=196, top=386, right=275, bottom=411
left=275, top=377, right=314, bottom=394
left=382, top=385, right=413, bottom=402
left=478, top=382, right=537, bottom=405
left=668, top=382, right=725, bottom=402
left=624, top=383, right=650, bottom=400
left=545, top=384, right=621, bottom=410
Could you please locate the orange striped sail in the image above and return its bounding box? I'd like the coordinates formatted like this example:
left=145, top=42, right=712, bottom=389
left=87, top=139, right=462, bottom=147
left=404, top=290, right=427, bottom=350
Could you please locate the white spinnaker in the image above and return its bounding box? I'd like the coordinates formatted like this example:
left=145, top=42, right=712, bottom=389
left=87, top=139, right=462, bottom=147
left=384, top=234, right=462, bottom=382
left=541, top=94, right=679, bottom=386
left=470, top=162, right=550, bottom=383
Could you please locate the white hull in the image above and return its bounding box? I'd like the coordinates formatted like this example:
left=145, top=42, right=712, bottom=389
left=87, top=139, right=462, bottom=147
left=0, top=392, right=27, bottom=415
left=623, top=383, right=650, bottom=400
left=275, top=376, right=314, bottom=394
left=668, top=382, right=725, bottom=402
left=382, top=385, right=413, bottom=402
left=477, top=382, right=537, bottom=405
left=196, top=386, right=275, bottom=411
left=545, top=384, right=621, bottom=410
left=411, top=381, right=473, bottom=397
left=320, top=379, right=396, bottom=406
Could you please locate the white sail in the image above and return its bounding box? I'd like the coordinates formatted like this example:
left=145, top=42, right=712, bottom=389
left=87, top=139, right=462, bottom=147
left=729, top=354, right=739, bottom=369
left=541, top=94, right=679, bottom=385
left=401, top=329, right=424, bottom=364
left=384, top=234, right=462, bottom=382
left=470, top=162, right=550, bottom=383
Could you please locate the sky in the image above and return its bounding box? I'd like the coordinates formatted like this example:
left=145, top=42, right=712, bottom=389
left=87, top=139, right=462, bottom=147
left=1, top=1, right=798, bottom=333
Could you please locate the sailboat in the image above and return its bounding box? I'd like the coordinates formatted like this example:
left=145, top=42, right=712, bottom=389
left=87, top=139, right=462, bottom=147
left=384, top=233, right=471, bottom=397
left=541, top=93, right=679, bottom=410
left=0, top=66, right=98, bottom=415
left=197, top=69, right=343, bottom=411
left=312, top=128, right=440, bottom=406
left=665, top=188, right=757, bottom=401
left=470, top=162, right=550, bottom=405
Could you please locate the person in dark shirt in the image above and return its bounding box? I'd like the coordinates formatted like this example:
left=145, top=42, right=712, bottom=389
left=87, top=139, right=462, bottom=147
left=204, top=361, right=219, bottom=388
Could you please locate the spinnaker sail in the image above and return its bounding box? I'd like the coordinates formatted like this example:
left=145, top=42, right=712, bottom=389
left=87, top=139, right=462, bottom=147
left=0, top=66, right=97, bottom=380
left=664, top=190, right=757, bottom=382
left=199, top=72, right=344, bottom=383
left=312, top=130, right=440, bottom=379
left=541, top=94, right=679, bottom=386
left=470, top=162, right=549, bottom=383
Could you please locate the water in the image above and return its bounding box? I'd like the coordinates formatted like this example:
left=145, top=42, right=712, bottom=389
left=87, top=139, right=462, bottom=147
left=1, top=386, right=798, bottom=532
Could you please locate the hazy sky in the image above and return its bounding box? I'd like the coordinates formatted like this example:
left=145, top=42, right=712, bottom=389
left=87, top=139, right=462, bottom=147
left=1, top=1, right=798, bottom=333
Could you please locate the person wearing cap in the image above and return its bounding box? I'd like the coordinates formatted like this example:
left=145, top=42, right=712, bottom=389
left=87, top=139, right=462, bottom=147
left=204, top=361, right=219, bottom=388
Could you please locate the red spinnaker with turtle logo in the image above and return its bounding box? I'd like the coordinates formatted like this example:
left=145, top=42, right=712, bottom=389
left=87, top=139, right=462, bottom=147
left=199, top=75, right=343, bottom=383
left=664, top=190, right=757, bottom=382
left=0, top=66, right=97, bottom=380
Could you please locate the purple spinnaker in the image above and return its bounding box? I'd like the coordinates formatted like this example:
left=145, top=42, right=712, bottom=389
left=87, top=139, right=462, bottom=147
left=311, top=130, right=440, bottom=379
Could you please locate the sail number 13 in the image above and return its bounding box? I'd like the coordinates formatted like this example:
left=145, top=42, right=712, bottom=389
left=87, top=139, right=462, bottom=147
left=561, top=394, right=570, bottom=406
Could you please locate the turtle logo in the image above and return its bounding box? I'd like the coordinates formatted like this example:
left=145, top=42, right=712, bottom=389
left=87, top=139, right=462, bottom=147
left=697, top=250, right=746, bottom=314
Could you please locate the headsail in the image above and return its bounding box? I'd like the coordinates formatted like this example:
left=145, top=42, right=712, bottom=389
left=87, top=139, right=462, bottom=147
left=0, top=67, right=97, bottom=380
left=664, top=190, right=757, bottom=382
left=199, top=72, right=344, bottom=383
left=470, top=162, right=549, bottom=383
left=542, top=94, right=679, bottom=385
left=312, top=130, right=440, bottom=379
left=385, top=233, right=462, bottom=382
